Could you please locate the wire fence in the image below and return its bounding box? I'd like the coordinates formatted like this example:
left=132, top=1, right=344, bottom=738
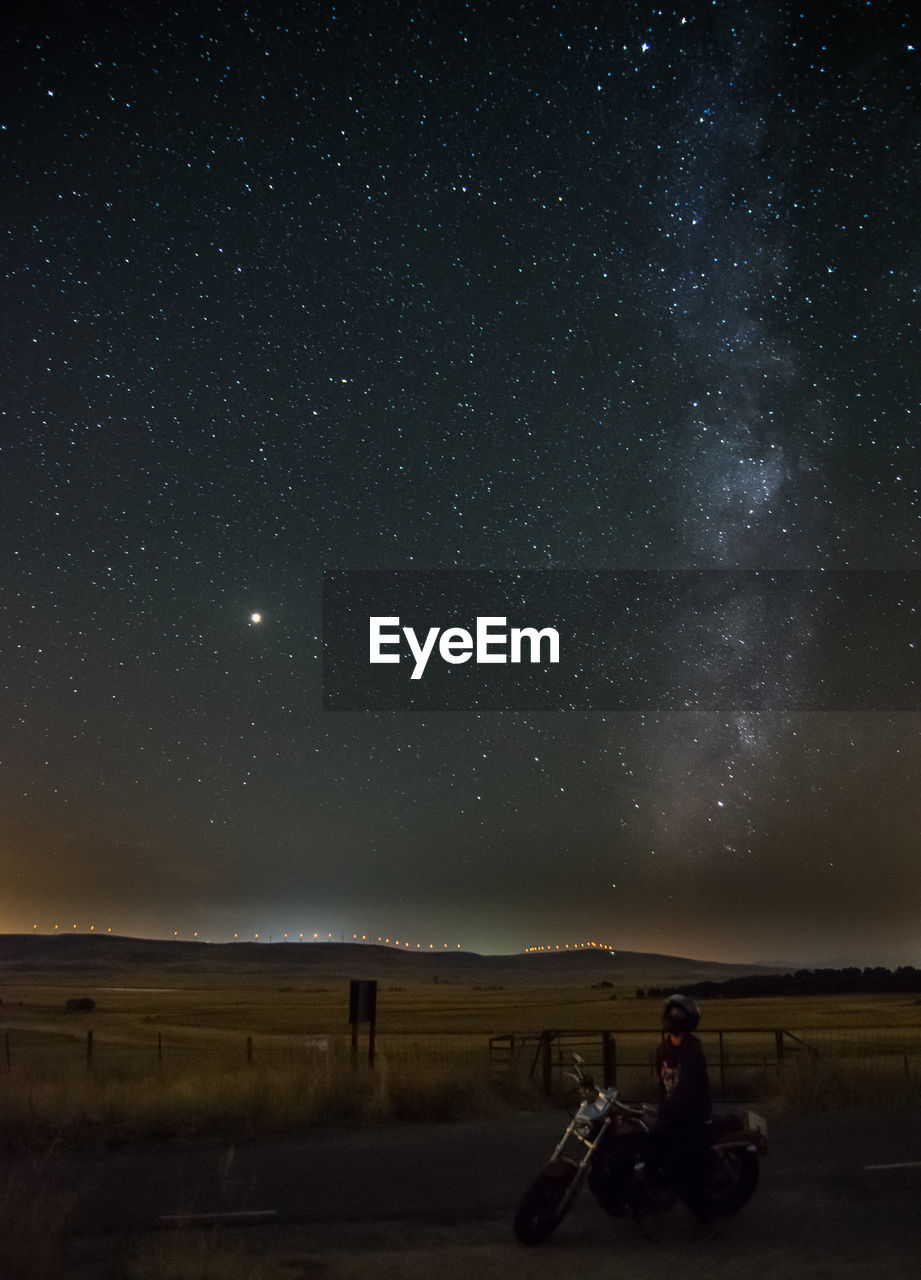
left=0, top=1025, right=489, bottom=1081
left=1, top=1024, right=919, bottom=1096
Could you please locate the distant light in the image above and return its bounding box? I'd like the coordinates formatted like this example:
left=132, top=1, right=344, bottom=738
left=250, top=612, right=262, bottom=624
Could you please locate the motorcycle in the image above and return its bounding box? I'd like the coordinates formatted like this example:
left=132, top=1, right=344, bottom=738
left=513, top=1055, right=767, bottom=1244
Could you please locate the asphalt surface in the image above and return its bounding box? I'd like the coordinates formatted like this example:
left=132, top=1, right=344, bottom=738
left=34, top=1107, right=921, bottom=1277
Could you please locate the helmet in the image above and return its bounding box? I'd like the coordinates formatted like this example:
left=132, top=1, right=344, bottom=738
left=662, top=993, right=700, bottom=1033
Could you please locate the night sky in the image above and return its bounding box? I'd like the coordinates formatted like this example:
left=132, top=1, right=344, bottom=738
left=3, top=1, right=920, bottom=965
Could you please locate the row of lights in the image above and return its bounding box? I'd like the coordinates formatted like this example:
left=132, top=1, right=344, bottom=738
left=30, top=927, right=611, bottom=955
left=31, top=924, right=463, bottom=949
left=233, top=933, right=462, bottom=949
left=37, top=924, right=205, bottom=937
left=351, top=935, right=461, bottom=950
left=525, top=942, right=617, bottom=952
left=39, top=924, right=115, bottom=934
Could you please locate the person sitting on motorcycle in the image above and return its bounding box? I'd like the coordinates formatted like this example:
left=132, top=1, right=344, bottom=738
left=651, top=993, right=715, bottom=1232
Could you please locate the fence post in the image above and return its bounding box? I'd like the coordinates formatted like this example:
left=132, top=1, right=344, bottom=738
left=718, top=1030, right=726, bottom=1100
left=775, top=1029, right=784, bottom=1079
left=246, top=1035, right=253, bottom=1065
left=86, top=1029, right=94, bottom=1073
left=602, top=1032, right=617, bottom=1088
left=158, top=1032, right=163, bottom=1067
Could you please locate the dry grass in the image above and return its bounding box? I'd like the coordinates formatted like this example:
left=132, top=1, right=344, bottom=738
left=775, top=1055, right=921, bottom=1110
left=0, top=1048, right=541, bottom=1152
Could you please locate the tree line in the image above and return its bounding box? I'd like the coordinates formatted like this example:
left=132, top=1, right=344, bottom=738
left=638, top=965, right=921, bottom=1000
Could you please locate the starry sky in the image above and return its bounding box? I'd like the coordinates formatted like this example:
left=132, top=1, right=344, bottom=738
left=3, top=1, right=920, bottom=965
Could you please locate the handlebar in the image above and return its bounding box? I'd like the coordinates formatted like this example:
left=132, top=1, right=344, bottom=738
left=568, top=1056, right=653, bottom=1124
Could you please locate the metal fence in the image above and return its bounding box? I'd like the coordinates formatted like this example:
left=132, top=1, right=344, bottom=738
left=488, top=1027, right=921, bottom=1099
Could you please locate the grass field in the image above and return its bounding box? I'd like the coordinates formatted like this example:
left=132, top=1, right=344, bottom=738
left=2, top=947, right=920, bottom=1154
left=3, top=973, right=921, bottom=1052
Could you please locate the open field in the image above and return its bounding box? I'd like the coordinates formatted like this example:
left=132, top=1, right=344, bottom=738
left=3, top=941, right=920, bottom=1063
left=2, top=937, right=920, bottom=1151
left=3, top=966, right=921, bottom=1040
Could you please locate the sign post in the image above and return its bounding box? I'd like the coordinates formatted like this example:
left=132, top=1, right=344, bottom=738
left=348, top=979, right=378, bottom=1068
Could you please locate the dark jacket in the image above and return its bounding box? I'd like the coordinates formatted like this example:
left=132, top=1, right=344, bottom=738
left=654, top=1032, right=712, bottom=1131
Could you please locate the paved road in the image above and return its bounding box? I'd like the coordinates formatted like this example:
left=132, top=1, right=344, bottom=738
left=49, top=1107, right=921, bottom=1276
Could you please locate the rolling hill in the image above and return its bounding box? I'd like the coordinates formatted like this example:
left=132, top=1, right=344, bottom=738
left=0, top=933, right=790, bottom=986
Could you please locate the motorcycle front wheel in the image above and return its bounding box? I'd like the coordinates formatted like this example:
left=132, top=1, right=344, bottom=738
left=513, top=1160, right=581, bottom=1244
left=705, top=1146, right=760, bottom=1215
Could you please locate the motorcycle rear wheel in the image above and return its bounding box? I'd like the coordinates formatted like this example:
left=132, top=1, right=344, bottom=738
left=513, top=1161, right=580, bottom=1244
left=705, top=1146, right=760, bottom=1215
